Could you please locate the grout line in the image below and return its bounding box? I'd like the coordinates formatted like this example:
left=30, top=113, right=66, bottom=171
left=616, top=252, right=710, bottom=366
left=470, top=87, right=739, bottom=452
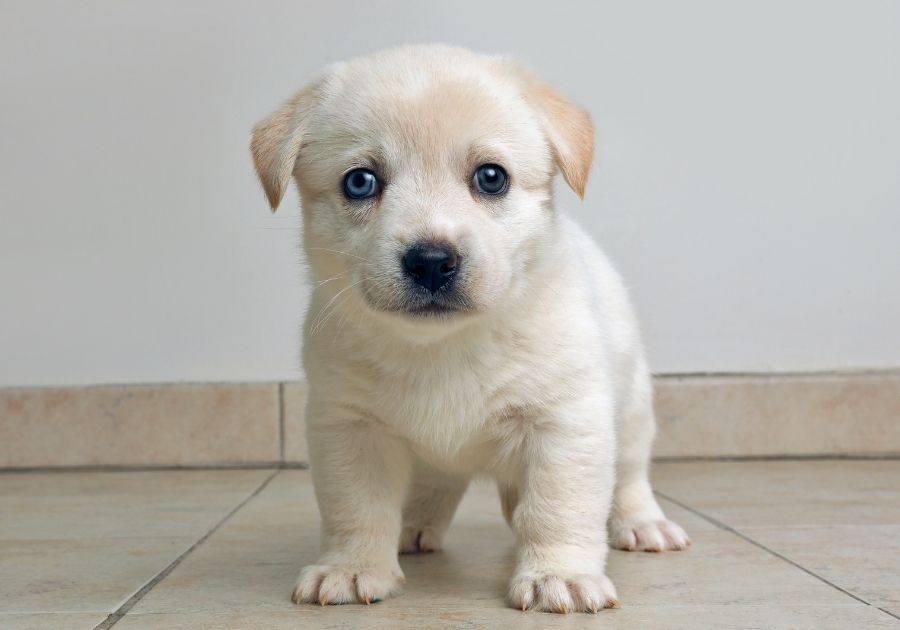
left=3, top=454, right=900, bottom=475
left=3, top=367, right=898, bottom=392
left=93, top=470, right=281, bottom=630
left=0, top=462, right=308, bottom=474
left=878, top=607, right=900, bottom=621
left=278, top=382, right=286, bottom=462
left=654, top=490, right=874, bottom=608
left=0, top=380, right=290, bottom=393
left=652, top=367, right=900, bottom=379
left=653, top=454, right=900, bottom=463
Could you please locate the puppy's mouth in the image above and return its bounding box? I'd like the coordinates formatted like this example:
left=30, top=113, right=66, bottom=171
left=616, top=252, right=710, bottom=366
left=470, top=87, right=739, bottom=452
left=397, top=287, right=474, bottom=318
left=360, top=273, right=477, bottom=320
left=367, top=289, right=474, bottom=320
left=404, top=300, right=461, bottom=317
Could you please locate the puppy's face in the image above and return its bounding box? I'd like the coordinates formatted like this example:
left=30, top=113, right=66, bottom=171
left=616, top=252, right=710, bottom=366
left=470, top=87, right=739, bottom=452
left=252, top=46, right=593, bottom=330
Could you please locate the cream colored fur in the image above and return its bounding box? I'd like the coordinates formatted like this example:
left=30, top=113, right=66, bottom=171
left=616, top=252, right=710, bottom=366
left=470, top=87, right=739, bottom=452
left=251, top=44, right=688, bottom=614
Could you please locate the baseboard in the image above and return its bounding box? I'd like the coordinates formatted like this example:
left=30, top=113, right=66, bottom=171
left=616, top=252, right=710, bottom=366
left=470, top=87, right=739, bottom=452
left=1, top=372, right=897, bottom=468
left=652, top=371, right=900, bottom=458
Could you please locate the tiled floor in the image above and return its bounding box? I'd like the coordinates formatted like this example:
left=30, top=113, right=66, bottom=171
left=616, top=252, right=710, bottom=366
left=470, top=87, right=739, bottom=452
left=1, top=462, right=898, bottom=629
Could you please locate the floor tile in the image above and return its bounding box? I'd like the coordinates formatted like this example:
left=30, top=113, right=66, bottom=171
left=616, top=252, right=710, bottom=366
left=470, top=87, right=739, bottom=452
left=0, top=613, right=106, bottom=630
left=0, top=536, right=194, bottom=613
left=607, top=531, right=841, bottom=607
left=651, top=460, right=900, bottom=527
left=0, top=470, right=272, bottom=539
left=655, top=493, right=719, bottom=532
left=112, top=605, right=897, bottom=630
left=124, top=471, right=318, bottom=615
left=127, top=470, right=861, bottom=625
left=652, top=461, right=900, bottom=614
left=0, top=470, right=272, bottom=616
left=740, top=525, right=900, bottom=611
left=4, top=464, right=896, bottom=628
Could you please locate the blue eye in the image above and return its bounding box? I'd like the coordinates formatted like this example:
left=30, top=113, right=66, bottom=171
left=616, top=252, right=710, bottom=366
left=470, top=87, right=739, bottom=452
left=343, top=168, right=379, bottom=200
left=473, top=164, right=508, bottom=195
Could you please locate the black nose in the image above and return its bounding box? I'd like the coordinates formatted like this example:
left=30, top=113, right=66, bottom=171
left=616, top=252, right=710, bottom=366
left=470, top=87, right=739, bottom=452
left=402, top=243, right=459, bottom=292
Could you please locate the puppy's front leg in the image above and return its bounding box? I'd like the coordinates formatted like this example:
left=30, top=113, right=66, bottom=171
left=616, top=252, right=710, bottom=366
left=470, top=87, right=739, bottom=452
left=293, top=412, right=411, bottom=606
left=507, top=402, right=619, bottom=613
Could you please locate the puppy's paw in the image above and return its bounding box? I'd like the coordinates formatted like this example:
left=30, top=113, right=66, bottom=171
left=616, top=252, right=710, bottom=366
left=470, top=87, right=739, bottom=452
left=399, top=525, right=444, bottom=554
left=508, top=572, right=618, bottom=613
left=291, top=564, right=403, bottom=606
left=611, top=518, right=690, bottom=552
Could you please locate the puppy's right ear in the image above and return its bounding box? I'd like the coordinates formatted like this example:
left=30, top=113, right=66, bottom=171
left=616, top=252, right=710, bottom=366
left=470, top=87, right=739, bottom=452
left=251, top=78, right=323, bottom=211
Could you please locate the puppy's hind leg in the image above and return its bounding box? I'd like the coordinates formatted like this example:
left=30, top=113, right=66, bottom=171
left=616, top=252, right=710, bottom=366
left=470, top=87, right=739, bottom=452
left=498, top=483, right=519, bottom=528
left=609, top=364, right=690, bottom=552
left=399, top=458, right=469, bottom=554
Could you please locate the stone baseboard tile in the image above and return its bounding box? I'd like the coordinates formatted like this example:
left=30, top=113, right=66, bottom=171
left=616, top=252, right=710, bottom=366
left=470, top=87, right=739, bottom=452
left=281, top=381, right=309, bottom=464
left=1, top=372, right=897, bottom=469
left=0, top=383, right=280, bottom=468
left=653, top=372, right=900, bottom=458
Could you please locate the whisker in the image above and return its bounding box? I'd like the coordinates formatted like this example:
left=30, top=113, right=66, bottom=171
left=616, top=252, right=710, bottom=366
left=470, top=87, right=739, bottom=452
left=312, top=272, right=351, bottom=290
left=306, top=247, right=373, bottom=263
left=310, top=278, right=367, bottom=335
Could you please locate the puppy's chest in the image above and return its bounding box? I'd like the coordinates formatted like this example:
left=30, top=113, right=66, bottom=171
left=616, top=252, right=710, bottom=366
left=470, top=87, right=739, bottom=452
left=367, top=351, right=523, bottom=455
left=376, top=359, right=490, bottom=424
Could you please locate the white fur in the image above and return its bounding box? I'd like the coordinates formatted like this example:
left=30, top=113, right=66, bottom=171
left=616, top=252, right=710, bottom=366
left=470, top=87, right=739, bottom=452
left=252, top=45, right=688, bottom=614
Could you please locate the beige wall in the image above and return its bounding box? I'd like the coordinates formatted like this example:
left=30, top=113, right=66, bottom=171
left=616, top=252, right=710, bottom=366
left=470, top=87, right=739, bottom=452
left=1, top=1, right=898, bottom=386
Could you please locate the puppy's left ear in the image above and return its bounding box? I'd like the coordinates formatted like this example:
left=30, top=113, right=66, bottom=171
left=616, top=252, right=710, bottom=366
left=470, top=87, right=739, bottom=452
left=251, top=77, right=324, bottom=211
left=508, top=63, right=595, bottom=198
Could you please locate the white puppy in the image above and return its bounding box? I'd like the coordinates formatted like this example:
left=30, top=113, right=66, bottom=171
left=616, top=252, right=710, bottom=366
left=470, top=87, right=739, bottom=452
left=252, top=44, right=688, bottom=614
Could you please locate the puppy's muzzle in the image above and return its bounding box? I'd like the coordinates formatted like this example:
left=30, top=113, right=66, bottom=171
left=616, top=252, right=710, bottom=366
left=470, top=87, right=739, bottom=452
left=402, top=242, right=460, bottom=293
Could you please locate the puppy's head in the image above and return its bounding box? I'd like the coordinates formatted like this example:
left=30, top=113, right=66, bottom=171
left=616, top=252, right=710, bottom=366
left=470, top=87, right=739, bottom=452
left=252, top=45, right=593, bottom=332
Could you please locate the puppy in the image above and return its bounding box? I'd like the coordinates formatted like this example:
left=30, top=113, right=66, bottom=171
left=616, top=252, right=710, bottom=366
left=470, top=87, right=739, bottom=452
left=251, top=44, right=688, bottom=614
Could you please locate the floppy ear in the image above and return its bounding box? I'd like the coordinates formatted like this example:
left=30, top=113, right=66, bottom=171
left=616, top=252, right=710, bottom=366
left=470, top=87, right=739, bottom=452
left=510, top=64, right=595, bottom=198
left=250, top=78, right=323, bottom=211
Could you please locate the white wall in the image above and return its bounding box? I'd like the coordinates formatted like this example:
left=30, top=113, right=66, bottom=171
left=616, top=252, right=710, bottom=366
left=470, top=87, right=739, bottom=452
left=1, top=1, right=898, bottom=387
